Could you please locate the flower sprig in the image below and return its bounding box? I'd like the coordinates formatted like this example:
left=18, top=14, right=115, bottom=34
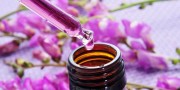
left=4, top=58, right=66, bottom=78
left=170, top=48, right=180, bottom=65
left=0, top=5, right=27, bottom=21
left=109, top=0, right=174, bottom=12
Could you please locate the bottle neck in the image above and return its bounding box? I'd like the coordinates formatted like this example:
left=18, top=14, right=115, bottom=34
left=68, top=43, right=126, bottom=90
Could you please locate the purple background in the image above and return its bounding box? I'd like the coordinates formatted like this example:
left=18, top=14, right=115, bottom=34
left=0, top=0, right=180, bottom=87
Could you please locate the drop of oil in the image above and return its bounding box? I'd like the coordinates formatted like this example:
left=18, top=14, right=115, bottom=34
left=77, top=29, right=94, bottom=50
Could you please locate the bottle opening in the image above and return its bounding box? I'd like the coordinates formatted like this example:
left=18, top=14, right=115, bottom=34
left=74, top=51, right=115, bottom=67
left=68, top=43, right=126, bottom=90
left=70, top=43, right=120, bottom=68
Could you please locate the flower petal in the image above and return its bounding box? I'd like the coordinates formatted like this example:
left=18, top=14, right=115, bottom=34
left=137, top=50, right=168, bottom=70
left=157, top=75, right=180, bottom=90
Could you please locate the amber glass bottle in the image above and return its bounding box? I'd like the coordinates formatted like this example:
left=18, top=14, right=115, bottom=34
left=68, top=43, right=126, bottom=90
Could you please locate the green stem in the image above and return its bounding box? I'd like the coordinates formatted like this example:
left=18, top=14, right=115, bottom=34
left=0, top=8, right=27, bottom=21
left=26, top=63, right=67, bottom=69
left=127, top=82, right=154, bottom=89
left=109, top=0, right=172, bottom=12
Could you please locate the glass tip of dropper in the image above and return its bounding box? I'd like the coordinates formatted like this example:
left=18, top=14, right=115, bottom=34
left=77, top=29, right=94, bottom=50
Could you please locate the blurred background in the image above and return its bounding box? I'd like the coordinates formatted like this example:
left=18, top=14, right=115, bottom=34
left=0, top=0, right=180, bottom=89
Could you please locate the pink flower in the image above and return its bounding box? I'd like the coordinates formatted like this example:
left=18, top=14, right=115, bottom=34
left=0, top=71, right=69, bottom=90
left=130, top=40, right=146, bottom=50
left=0, top=21, right=5, bottom=31
left=33, top=50, right=51, bottom=61
left=67, top=6, right=79, bottom=17
left=137, top=50, right=168, bottom=70
left=28, top=33, right=41, bottom=47
left=122, top=50, right=137, bottom=62
left=0, top=77, right=22, bottom=90
left=118, top=44, right=137, bottom=62
left=2, top=20, right=35, bottom=38
left=141, top=34, right=154, bottom=50
left=0, top=40, right=20, bottom=55
left=23, top=77, right=57, bottom=90
left=52, top=0, right=69, bottom=10
left=122, top=19, right=154, bottom=50
left=122, top=19, right=151, bottom=38
left=52, top=71, right=69, bottom=90
left=38, top=36, right=61, bottom=59
left=16, top=13, right=50, bottom=33
left=84, top=18, right=125, bottom=45
left=70, top=42, right=79, bottom=50
left=157, top=75, right=180, bottom=90
left=84, top=0, right=108, bottom=16
left=52, top=0, right=79, bottom=16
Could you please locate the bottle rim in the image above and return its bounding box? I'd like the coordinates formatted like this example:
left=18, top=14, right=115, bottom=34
left=69, top=42, right=121, bottom=69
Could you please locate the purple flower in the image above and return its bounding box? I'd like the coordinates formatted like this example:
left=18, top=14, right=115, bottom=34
left=84, top=0, right=108, bottom=16
left=118, top=44, right=137, bottom=62
left=0, top=21, right=5, bottom=31
left=33, top=50, right=51, bottom=61
left=52, top=0, right=69, bottom=10
left=84, top=18, right=125, bottom=45
left=157, top=75, right=180, bottom=90
left=137, top=50, right=168, bottom=70
left=2, top=20, right=35, bottom=38
left=122, top=19, right=151, bottom=38
left=122, top=50, right=137, bottom=62
left=70, top=42, right=79, bottom=50
left=38, top=36, right=61, bottom=59
left=67, top=6, right=79, bottom=17
left=141, top=34, right=154, bottom=50
left=16, top=13, right=51, bottom=33
left=0, top=71, right=69, bottom=90
left=28, top=33, right=41, bottom=47
left=56, top=72, right=69, bottom=90
left=23, top=77, right=56, bottom=90
left=52, top=0, right=79, bottom=17
left=23, top=78, right=34, bottom=90
left=130, top=40, right=146, bottom=50
left=29, top=33, right=59, bottom=47
left=0, top=20, right=11, bottom=32
left=35, top=78, right=56, bottom=90
left=0, top=77, right=22, bottom=90
left=32, top=71, right=69, bottom=90
left=122, top=19, right=154, bottom=50
left=0, top=40, right=20, bottom=55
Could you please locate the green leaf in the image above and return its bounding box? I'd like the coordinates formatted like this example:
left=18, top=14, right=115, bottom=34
left=16, top=58, right=25, bottom=66
left=139, top=3, right=146, bottom=9
left=22, top=62, right=33, bottom=68
left=16, top=58, right=33, bottom=68
left=69, top=0, right=88, bottom=7
left=78, top=16, right=89, bottom=24
left=42, top=58, right=50, bottom=64
left=16, top=67, right=24, bottom=78
left=176, top=48, right=180, bottom=56
left=56, top=32, right=67, bottom=39
left=171, top=58, right=180, bottom=65
left=18, top=5, right=27, bottom=10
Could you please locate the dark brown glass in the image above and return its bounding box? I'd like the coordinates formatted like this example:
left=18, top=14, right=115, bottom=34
left=68, top=43, right=126, bottom=90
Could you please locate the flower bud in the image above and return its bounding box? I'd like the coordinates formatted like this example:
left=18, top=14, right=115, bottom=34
left=16, top=58, right=33, bottom=68
left=39, top=37, right=61, bottom=59
left=0, top=22, right=5, bottom=31
left=0, top=40, right=20, bottom=55
left=33, top=50, right=51, bottom=63
left=16, top=67, right=24, bottom=78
